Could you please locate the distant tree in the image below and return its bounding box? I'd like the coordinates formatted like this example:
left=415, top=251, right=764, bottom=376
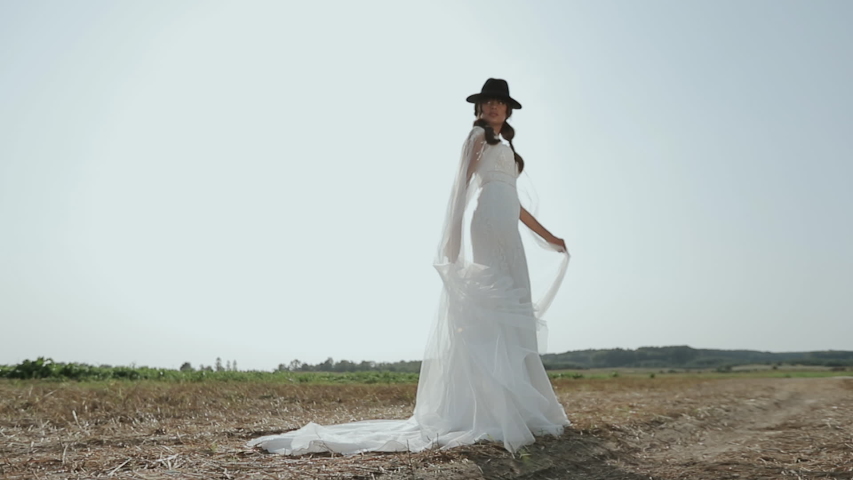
left=288, top=359, right=303, bottom=371
left=232, top=360, right=238, bottom=371
left=335, top=360, right=356, bottom=372
left=318, top=357, right=334, bottom=371
left=226, top=360, right=232, bottom=371
left=179, top=362, right=193, bottom=372
left=215, top=357, right=224, bottom=372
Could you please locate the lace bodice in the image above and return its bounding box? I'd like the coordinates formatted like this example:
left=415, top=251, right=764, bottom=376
left=474, top=133, right=518, bottom=188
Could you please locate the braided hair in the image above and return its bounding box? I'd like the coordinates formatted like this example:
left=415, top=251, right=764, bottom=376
left=473, top=103, right=525, bottom=173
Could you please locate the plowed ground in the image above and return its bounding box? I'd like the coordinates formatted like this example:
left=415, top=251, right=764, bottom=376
left=2, top=376, right=851, bottom=479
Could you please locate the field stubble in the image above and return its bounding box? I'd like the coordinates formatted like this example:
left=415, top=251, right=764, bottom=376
left=1, top=375, right=852, bottom=479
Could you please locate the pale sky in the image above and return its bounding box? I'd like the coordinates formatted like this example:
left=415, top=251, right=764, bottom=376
left=1, top=1, right=851, bottom=371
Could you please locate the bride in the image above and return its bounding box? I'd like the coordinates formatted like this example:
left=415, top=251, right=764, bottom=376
left=249, top=78, right=571, bottom=455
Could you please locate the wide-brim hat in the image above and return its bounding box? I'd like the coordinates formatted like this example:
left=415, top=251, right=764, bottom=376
left=466, top=78, right=522, bottom=110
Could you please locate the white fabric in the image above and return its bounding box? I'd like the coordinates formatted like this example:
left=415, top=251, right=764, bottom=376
left=248, top=126, right=570, bottom=455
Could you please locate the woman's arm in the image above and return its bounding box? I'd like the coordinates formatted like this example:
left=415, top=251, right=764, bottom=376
left=520, top=206, right=567, bottom=252
left=466, top=130, right=486, bottom=183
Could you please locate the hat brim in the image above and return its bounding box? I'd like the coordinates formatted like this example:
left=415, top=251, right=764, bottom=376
left=466, top=93, right=522, bottom=110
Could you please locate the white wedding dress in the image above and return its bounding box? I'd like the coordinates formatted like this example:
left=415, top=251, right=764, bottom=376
left=248, top=126, right=570, bottom=455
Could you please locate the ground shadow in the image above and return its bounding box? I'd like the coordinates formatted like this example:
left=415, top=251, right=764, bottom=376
left=461, top=429, right=654, bottom=480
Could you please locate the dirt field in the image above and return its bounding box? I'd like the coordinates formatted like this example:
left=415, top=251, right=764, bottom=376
left=2, top=375, right=852, bottom=479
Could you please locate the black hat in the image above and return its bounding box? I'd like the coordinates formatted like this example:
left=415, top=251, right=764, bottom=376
left=466, top=78, right=522, bottom=110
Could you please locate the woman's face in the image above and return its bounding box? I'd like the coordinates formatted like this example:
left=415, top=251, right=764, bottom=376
left=479, top=98, right=508, bottom=125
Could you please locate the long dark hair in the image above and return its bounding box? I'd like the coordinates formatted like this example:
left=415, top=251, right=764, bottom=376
left=473, top=103, right=525, bottom=173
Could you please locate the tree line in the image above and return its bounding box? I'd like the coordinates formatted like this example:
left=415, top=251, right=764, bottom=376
left=4, top=347, right=851, bottom=381
left=275, top=347, right=853, bottom=372
left=540, top=346, right=853, bottom=370
left=275, top=358, right=422, bottom=373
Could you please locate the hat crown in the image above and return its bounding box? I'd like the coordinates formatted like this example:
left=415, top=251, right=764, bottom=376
left=466, top=78, right=522, bottom=109
left=481, top=78, right=511, bottom=97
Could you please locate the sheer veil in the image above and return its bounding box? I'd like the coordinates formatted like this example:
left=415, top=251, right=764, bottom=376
left=432, top=126, right=570, bottom=353
left=411, top=125, right=571, bottom=451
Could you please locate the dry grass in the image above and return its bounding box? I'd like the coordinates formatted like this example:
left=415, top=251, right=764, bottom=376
left=1, top=376, right=852, bottom=479
left=560, top=376, right=853, bottom=479
left=1, top=382, right=420, bottom=479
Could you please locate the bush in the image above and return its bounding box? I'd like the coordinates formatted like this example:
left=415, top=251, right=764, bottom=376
left=0, top=359, right=422, bottom=384
left=8, top=357, right=56, bottom=379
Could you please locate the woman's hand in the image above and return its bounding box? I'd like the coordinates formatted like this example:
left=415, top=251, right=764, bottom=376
left=548, top=236, right=567, bottom=253
left=519, top=207, right=568, bottom=253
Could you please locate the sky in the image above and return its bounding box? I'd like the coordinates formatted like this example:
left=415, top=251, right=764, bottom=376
left=1, top=1, right=851, bottom=371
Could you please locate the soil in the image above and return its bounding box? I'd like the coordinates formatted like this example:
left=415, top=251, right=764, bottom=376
left=1, top=376, right=851, bottom=479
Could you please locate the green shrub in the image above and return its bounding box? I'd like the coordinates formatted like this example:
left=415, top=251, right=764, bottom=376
left=0, top=359, right=422, bottom=384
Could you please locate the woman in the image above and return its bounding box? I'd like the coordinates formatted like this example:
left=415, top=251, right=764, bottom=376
left=249, top=78, right=570, bottom=455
